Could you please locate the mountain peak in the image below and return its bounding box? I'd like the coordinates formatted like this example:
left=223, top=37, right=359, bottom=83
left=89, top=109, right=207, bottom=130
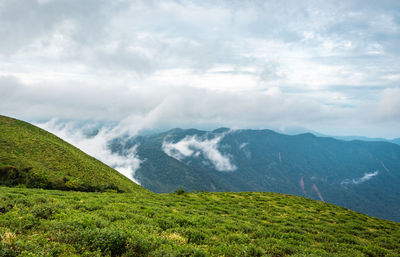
left=212, top=127, right=231, bottom=133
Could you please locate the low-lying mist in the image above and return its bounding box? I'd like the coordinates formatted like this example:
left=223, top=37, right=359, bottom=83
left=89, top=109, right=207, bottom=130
left=37, top=119, right=142, bottom=185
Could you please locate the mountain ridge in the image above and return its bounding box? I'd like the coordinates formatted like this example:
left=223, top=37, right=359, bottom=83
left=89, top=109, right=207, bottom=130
left=112, top=127, right=400, bottom=221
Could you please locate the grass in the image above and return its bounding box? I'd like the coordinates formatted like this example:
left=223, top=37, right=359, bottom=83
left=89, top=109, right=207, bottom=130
left=1, top=115, right=400, bottom=256
left=0, top=115, right=142, bottom=193
left=1, top=186, right=399, bottom=257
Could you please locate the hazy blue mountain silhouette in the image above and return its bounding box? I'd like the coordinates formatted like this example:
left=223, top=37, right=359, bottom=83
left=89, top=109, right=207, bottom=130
left=109, top=128, right=400, bottom=221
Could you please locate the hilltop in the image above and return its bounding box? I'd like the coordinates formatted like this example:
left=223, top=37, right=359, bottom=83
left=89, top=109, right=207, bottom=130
left=0, top=115, right=142, bottom=193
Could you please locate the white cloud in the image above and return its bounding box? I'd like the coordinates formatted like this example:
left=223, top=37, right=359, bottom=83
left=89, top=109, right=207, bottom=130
left=2, top=74, right=400, bottom=138
left=239, top=142, right=251, bottom=159
left=36, top=119, right=142, bottom=184
left=239, top=143, right=248, bottom=150
left=341, top=171, right=379, bottom=185
left=376, top=88, right=400, bottom=121
left=1, top=1, right=400, bottom=138
left=162, top=133, right=237, bottom=172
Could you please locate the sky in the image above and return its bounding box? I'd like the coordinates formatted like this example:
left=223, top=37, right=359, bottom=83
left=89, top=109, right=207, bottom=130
left=1, top=0, right=400, bottom=138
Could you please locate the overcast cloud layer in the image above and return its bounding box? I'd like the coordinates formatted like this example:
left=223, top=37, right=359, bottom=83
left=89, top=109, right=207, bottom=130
left=1, top=0, right=400, bottom=138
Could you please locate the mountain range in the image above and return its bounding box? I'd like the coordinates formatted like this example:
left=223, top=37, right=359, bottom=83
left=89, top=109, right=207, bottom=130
left=262, top=126, right=400, bottom=145
left=109, top=128, right=400, bottom=222
left=332, top=136, right=400, bottom=145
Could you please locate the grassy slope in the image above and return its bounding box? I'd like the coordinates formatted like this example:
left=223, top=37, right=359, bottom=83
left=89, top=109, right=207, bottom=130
left=0, top=115, right=142, bottom=193
left=1, top=186, right=399, bottom=257
left=1, top=115, right=399, bottom=256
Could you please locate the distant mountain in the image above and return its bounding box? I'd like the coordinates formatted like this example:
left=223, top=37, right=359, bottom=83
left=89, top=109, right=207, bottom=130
left=110, top=128, right=400, bottom=221
left=276, top=126, right=326, bottom=137
left=271, top=126, right=400, bottom=145
left=391, top=138, right=400, bottom=145
left=0, top=115, right=142, bottom=193
left=333, top=135, right=388, bottom=142
left=331, top=135, right=400, bottom=146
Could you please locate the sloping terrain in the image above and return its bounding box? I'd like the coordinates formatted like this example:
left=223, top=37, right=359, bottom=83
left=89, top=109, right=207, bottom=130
left=0, top=115, right=142, bottom=193
left=112, top=128, right=400, bottom=221
left=1, top=186, right=400, bottom=256
left=0, top=116, right=399, bottom=256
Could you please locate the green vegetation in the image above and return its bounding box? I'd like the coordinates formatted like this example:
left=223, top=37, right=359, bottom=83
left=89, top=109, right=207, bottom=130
left=0, top=115, right=142, bottom=193
left=1, top=186, right=400, bottom=256
left=1, top=115, right=400, bottom=256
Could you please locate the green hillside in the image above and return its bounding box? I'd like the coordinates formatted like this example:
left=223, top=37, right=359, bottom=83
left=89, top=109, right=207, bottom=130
left=0, top=115, right=141, bottom=193
left=1, top=186, right=400, bottom=256
left=1, top=115, right=400, bottom=256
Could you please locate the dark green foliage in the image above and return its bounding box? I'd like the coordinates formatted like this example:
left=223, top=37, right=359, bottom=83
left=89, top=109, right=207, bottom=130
left=0, top=166, right=49, bottom=188
left=174, top=188, right=186, bottom=195
left=0, top=115, right=143, bottom=193
left=75, top=228, right=129, bottom=256
left=185, top=229, right=208, bottom=244
left=0, top=244, right=17, bottom=257
left=32, top=205, right=55, bottom=219
left=1, top=186, right=400, bottom=256
left=0, top=165, right=123, bottom=193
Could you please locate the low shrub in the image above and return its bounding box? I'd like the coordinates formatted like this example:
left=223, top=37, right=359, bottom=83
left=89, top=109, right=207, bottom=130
left=174, top=188, right=186, bottom=195
left=32, top=205, right=55, bottom=219
left=186, top=229, right=208, bottom=245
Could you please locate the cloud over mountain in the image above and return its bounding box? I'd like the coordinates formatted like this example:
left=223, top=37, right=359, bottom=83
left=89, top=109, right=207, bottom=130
left=37, top=119, right=142, bottom=184
left=162, top=134, right=237, bottom=172
left=341, top=171, right=379, bottom=185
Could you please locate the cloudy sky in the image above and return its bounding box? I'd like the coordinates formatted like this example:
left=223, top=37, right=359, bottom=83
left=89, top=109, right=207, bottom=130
left=1, top=0, right=400, bottom=138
